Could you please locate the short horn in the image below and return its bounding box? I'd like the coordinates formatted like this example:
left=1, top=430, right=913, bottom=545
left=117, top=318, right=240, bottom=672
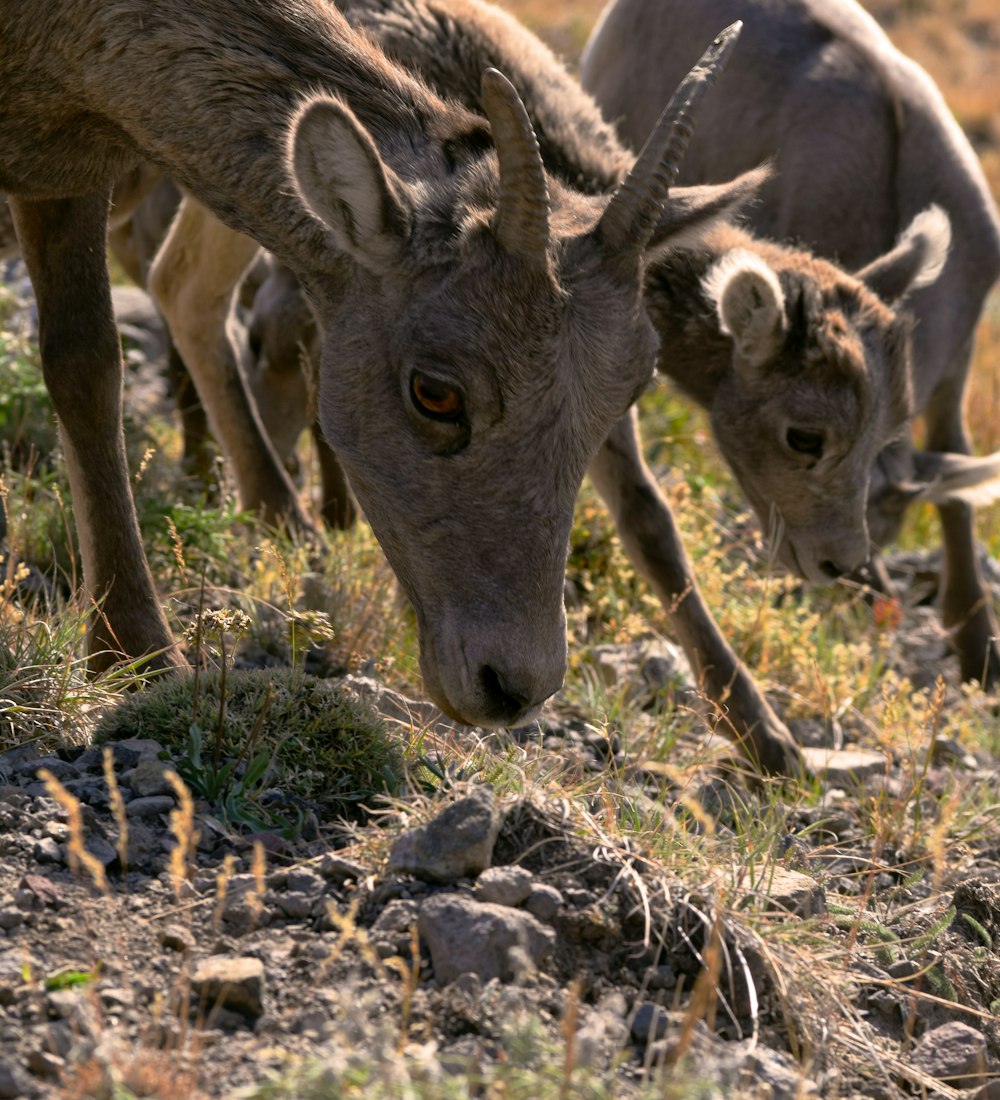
left=481, top=67, right=550, bottom=267
left=597, top=21, right=742, bottom=255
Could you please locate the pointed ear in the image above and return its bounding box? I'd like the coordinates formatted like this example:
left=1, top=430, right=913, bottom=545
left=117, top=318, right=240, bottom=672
left=702, top=248, right=787, bottom=369
left=290, top=96, right=412, bottom=274
left=855, top=205, right=951, bottom=305
left=911, top=448, right=1000, bottom=506
left=646, top=165, right=770, bottom=259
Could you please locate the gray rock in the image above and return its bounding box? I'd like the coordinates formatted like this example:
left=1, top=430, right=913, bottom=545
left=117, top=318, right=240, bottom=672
left=121, top=756, right=175, bottom=798
left=98, top=987, right=134, bottom=1012
left=419, top=893, right=554, bottom=986
left=644, top=964, right=677, bottom=991
left=523, top=883, right=563, bottom=923
left=590, top=638, right=693, bottom=704
left=85, top=834, right=118, bottom=868
left=372, top=899, right=420, bottom=938
left=158, top=925, right=195, bottom=953
left=630, top=1001, right=670, bottom=1044
left=286, top=867, right=325, bottom=895
left=800, top=747, right=888, bottom=786
left=125, top=795, right=176, bottom=819
left=741, top=866, right=827, bottom=918
left=25, top=1049, right=63, bottom=1080
left=317, top=854, right=367, bottom=883
left=94, top=738, right=166, bottom=771
left=216, top=875, right=268, bottom=935
left=0, top=907, right=24, bottom=931
left=31, top=837, right=62, bottom=865
left=474, top=866, right=534, bottom=907
left=273, top=893, right=313, bottom=920
left=191, top=956, right=266, bottom=1019
left=41, top=1021, right=74, bottom=1058
left=0, top=1063, right=34, bottom=1099
left=911, top=1021, right=988, bottom=1086
left=575, top=996, right=630, bottom=1071
left=0, top=743, right=41, bottom=777
left=59, top=778, right=110, bottom=807
left=17, top=756, right=78, bottom=782
left=389, top=786, right=502, bottom=884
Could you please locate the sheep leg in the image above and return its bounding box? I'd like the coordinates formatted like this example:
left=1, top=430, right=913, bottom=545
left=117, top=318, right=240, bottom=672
left=588, top=408, right=802, bottom=775
left=149, top=195, right=312, bottom=531
left=9, top=192, right=182, bottom=672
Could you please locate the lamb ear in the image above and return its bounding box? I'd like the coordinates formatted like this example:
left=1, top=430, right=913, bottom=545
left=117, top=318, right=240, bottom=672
left=291, top=96, right=412, bottom=274
left=702, top=248, right=787, bottom=369
left=647, top=165, right=770, bottom=258
left=856, top=205, right=951, bottom=305
left=910, top=448, right=1000, bottom=506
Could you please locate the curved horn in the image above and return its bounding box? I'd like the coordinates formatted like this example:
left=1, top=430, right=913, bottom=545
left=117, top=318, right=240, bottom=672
left=481, top=67, right=550, bottom=267
left=597, top=21, right=742, bottom=255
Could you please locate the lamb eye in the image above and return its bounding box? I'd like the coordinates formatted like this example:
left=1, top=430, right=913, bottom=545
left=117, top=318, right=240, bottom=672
left=786, top=428, right=824, bottom=458
left=411, top=372, right=464, bottom=421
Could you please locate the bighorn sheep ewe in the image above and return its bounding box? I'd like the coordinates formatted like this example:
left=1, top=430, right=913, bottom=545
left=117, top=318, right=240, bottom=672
left=148, top=0, right=942, bottom=771
left=582, top=0, right=1000, bottom=686
left=1, top=1, right=751, bottom=734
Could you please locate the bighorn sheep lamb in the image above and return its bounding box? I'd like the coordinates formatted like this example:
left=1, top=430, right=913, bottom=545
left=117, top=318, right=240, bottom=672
left=582, top=0, right=1000, bottom=686
left=1, top=1, right=753, bottom=735
left=146, top=0, right=942, bottom=771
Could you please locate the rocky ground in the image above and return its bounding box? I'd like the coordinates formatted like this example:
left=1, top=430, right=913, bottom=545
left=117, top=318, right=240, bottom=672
left=0, top=579, right=997, bottom=1098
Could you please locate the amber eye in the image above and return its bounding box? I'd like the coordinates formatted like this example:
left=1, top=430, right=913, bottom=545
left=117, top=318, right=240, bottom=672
left=411, top=372, right=464, bottom=421
left=786, top=428, right=824, bottom=459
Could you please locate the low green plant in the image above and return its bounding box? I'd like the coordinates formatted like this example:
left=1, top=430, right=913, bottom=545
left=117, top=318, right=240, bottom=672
left=94, top=667, right=406, bottom=832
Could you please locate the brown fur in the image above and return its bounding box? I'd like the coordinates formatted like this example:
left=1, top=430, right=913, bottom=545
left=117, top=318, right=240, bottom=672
left=1, top=0, right=746, bottom=736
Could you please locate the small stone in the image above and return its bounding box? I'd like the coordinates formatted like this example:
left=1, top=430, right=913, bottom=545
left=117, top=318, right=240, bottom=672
left=42, top=820, right=69, bottom=842
left=85, top=834, right=118, bottom=868
left=46, top=989, right=85, bottom=1021
left=0, top=742, right=41, bottom=776
left=42, top=1021, right=73, bottom=1058
left=630, top=1001, right=670, bottom=1044
left=474, top=866, right=534, bottom=907
left=158, top=925, right=195, bottom=953
left=98, top=987, right=133, bottom=1011
left=388, top=786, right=502, bottom=884
left=910, top=1021, right=987, bottom=1086
left=18, top=757, right=79, bottom=782
left=645, top=964, right=677, bottom=991
left=122, top=756, right=174, bottom=798
left=741, top=866, right=827, bottom=918
left=191, top=956, right=266, bottom=1019
left=273, top=894, right=313, bottom=920
left=286, top=868, right=324, bottom=895
left=317, top=854, right=366, bottom=883
left=418, top=894, right=554, bottom=986
left=0, top=908, right=24, bottom=931
left=31, top=838, right=62, bottom=864
left=216, top=875, right=267, bottom=934
left=373, top=898, right=420, bottom=933
left=96, top=739, right=166, bottom=770
left=800, top=747, right=888, bottom=786
left=126, top=795, right=176, bottom=819
left=26, top=1049, right=64, bottom=1079
left=523, top=884, right=563, bottom=922
left=0, top=1063, right=31, bottom=1099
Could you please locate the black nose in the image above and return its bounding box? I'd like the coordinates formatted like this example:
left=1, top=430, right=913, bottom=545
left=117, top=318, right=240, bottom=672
left=478, top=664, right=532, bottom=726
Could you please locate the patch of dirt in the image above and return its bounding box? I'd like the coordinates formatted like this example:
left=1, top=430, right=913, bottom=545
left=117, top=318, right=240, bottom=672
left=0, top=613, right=998, bottom=1100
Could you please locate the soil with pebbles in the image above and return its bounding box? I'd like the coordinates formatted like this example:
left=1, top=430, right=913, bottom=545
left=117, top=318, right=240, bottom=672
left=0, top=605, right=998, bottom=1100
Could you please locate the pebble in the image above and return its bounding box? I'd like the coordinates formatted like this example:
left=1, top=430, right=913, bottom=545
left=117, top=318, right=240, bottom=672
left=389, top=786, right=502, bottom=884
